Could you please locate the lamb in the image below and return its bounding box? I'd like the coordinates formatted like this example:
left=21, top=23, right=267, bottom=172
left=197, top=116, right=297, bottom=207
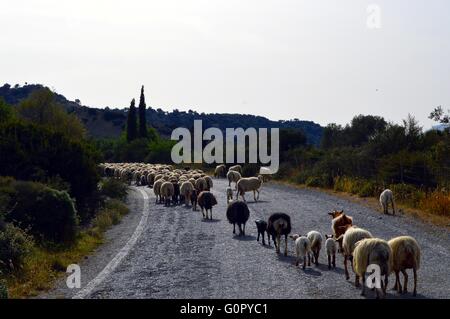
left=307, top=231, right=323, bottom=266
left=197, top=191, right=217, bottom=219
left=353, top=238, right=392, bottom=298
left=214, top=164, right=226, bottom=178
left=336, top=226, right=373, bottom=283
left=153, top=179, right=165, bottom=203
left=160, top=181, right=175, bottom=206
left=229, top=164, right=242, bottom=174
left=204, top=176, right=213, bottom=191
left=380, top=189, right=396, bottom=215
left=180, top=181, right=194, bottom=206
left=191, top=189, right=198, bottom=211
left=195, top=177, right=208, bottom=192
left=388, top=236, right=421, bottom=296
left=226, top=201, right=250, bottom=236
left=227, top=170, right=241, bottom=189
left=226, top=187, right=234, bottom=204
left=236, top=176, right=263, bottom=202
left=325, top=235, right=337, bottom=269
left=267, top=213, right=292, bottom=256
left=255, top=220, right=269, bottom=246
left=289, top=234, right=311, bottom=270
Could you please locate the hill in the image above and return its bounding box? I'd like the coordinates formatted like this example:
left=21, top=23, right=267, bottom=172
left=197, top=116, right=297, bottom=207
left=0, top=83, right=323, bottom=144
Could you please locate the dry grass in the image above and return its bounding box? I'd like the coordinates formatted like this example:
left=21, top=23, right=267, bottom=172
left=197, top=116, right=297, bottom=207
left=3, top=199, right=129, bottom=298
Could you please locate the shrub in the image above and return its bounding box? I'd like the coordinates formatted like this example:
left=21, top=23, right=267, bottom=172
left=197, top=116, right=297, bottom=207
left=104, top=199, right=129, bottom=216
left=242, top=164, right=259, bottom=177
left=420, top=190, right=450, bottom=217
left=93, top=211, right=113, bottom=232
left=358, top=181, right=378, bottom=198
left=0, top=280, right=7, bottom=299
left=6, top=181, right=78, bottom=244
left=305, top=176, right=323, bottom=187
left=100, top=178, right=128, bottom=200
left=0, top=223, right=34, bottom=273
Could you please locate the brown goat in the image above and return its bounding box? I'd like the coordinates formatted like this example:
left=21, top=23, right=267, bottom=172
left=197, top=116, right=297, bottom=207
left=330, top=212, right=353, bottom=251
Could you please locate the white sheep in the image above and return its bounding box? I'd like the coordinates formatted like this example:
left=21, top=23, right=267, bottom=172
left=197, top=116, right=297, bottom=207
left=336, top=226, right=373, bottom=283
left=307, top=230, right=323, bottom=266
left=388, top=236, right=421, bottom=296
left=195, top=177, right=208, bottom=192
left=229, top=164, right=242, bottom=174
left=153, top=179, right=165, bottom=203
left=235, top=176, right=263, bottom=202
left=160, top=181, right=175, bottom=206
left=380, top=189, right=396, bottom=215
left=325, top=235, right=337, bottom=269
left=227, top=170, right=241, bottom=189
left=180, top=181, right=195, bottom=206
left=226, top=187, right=233, bottom=204
left=353, top=238, right=392, bottom=298
left=289, top=234, right=311, bottom=270
left=214, top=164, right=226, bottom=178
left=204, top=175, right=213, bottom=190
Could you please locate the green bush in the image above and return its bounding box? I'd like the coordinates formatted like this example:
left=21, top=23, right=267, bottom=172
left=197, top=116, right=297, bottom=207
left=104, top=199, right=129, bottom=216
left=0, top=223, right=34, bottom=273
left=6, top=181, right=78, bottom=244
left=305, top=176, right=323, bottom=187
left=93, top=211, right=113, bottom=232
left=358, top=181, right=378, bottom=197
left=100, top=178, right=128, bottom=200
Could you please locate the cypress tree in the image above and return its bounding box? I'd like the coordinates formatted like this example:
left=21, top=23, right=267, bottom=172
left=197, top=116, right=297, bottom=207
left=126, top=98, right=137, bottom=142
left=138, top=85, right=147, bottom=138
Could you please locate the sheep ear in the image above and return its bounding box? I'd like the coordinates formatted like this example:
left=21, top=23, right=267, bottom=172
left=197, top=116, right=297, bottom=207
left=340, top=210, right=344, bottom=213
left=327, top=212, right=334, bottom=216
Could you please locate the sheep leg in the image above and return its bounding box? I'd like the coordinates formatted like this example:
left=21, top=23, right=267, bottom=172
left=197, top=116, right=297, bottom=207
left=315, top=251, right=319, bottom=266
left=302, top=256, right=306, bottom=270
left=413, top=267, right=417, bottom=297
left=262, top=232, right=265, bottom=246
left=209, top=209, right=212, bottom=220
left=243, top=223, right=246, bottom=236
left=392, top=271, right=400, bottom=292
left=344, top=255, right=350, bottom=280
left=257, top=231, right=260, bottom=242
left=256, top=189, right=260, bottom=200
left=238, top=224, right=243, bottom=236
left=233, top=223, right=236, bottom=234
left=332, top=254, right=336, bottom=268
left=276, top=236, right=280, bottom=253
left=383, top=274, right=388, bottom=295
left=328, top=254, right=331, bottom=270
left=284, top=235, right=288, bottom=256
left=308, top=253, right=311, bottom=266
left=401, top=269, right=408, bottom=294
left=391, top=198, right=396, bottom=215
left=355, top=274, right=360, bottom=287
left=253, top=190, right=256, bottom=202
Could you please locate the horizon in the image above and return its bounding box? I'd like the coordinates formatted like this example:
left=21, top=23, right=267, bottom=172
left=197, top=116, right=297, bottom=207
left=1, top=0, right=449, bottom=129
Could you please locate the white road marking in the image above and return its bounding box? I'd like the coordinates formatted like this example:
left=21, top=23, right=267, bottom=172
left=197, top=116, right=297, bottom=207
left=73, top=187, right=149, bottom=299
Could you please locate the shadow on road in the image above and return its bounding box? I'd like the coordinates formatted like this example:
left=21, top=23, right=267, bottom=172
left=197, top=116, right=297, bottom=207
left=200, top=218, right=222, bottom=223
left=232, top=235, right=257, bottom=241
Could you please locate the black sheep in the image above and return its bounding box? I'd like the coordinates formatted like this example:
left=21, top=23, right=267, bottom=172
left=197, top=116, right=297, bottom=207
left=267, top=213, right=292, bottom=256
left=255, top=219, right=270, bottom=245
left=197, top=191, right=217, bottom=219
left=226, top=201, right=250, bottom=236
left=172, top=182, right=180, bottom=205
left=191, top=190, right=198, bottom=211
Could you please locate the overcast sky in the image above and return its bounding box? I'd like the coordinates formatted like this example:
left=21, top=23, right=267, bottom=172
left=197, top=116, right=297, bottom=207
left=1, top=0, right=449, bottom=128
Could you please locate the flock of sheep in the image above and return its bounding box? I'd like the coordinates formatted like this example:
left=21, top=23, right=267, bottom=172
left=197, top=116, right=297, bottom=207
left=99, top=162, right=421, bottom=299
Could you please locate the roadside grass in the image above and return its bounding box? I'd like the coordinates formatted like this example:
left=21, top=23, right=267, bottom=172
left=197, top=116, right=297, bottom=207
left=273, top=178, right=450, bottom=229
left=3, top=199, right=129, bottom=298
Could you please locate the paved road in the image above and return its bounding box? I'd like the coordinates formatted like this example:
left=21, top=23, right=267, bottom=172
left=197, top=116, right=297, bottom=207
left=43, top=179, right=450, bottom=299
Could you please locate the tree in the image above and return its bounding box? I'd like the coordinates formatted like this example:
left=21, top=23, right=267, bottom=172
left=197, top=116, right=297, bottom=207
left=16, top=88, right=86, bottom=140
left=429, top=106, right=449, bottom=124
left=126, top=98, right=137, bottom=142
left=138, top=86, right=148, bottom=138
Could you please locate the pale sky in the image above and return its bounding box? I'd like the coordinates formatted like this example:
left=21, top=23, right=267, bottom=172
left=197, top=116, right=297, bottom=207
left=1, top=0, right=449, bottom=128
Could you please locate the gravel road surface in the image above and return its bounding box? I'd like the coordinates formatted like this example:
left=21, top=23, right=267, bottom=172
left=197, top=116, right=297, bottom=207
left=42, top=179, right=450, bottom=299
